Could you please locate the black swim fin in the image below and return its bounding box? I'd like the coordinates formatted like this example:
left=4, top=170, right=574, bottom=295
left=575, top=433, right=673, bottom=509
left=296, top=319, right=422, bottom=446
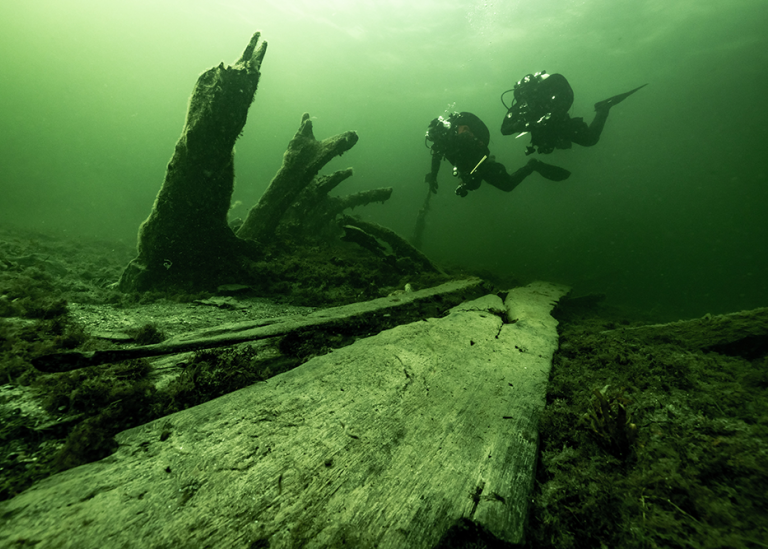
left=529, top=158, right=571, bottom=181
left=594, top=83, right=647, bottom=111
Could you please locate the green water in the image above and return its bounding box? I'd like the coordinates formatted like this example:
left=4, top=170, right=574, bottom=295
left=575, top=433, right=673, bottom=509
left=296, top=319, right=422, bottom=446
left=1, top=0, right=766, bottom=318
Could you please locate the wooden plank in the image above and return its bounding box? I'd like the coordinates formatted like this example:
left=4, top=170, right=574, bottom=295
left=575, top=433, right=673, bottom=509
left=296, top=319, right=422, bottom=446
left=603, top=307, right=768, bottom=351
left=32, top=277, right=488, bottom=372
left=2, top=282, right=569, bottom=548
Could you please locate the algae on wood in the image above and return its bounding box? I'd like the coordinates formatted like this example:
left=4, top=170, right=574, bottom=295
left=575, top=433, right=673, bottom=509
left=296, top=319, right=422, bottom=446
left=119, top=33, right=267, bottom=292
left=604, top=307, right=768, bottom=354
left=237, top=114, right=357, bottom=241
left=118, top=33, right=400, bottom=294
left=33, top=277, right=487, bottom=372
left=0, top=282, right=570, bottom=548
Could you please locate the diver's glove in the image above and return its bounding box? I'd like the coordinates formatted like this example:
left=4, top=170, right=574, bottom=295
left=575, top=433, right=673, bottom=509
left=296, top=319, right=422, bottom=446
left=425, top=172, right=438, bottom=194
left=455, top=177, right=481, bottom=197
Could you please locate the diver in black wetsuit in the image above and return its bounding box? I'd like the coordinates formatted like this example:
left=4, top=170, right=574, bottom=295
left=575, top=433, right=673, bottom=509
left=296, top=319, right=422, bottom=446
left=424, top=111, right=570, bottom=198
left=500, top=71, right=647, bottom=156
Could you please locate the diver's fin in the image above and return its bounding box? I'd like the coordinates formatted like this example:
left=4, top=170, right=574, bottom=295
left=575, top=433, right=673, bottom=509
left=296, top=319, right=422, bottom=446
left=530, top=159, right=571, bottom=181
left=594, top=83, right=647, bottom=111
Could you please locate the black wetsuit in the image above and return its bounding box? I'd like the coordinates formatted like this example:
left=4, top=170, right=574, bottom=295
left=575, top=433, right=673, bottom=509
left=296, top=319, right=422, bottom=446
left=501, top=108, right=609, bottom=155
left=500, top=73, right=611, bottom=155
left=426, top=112, right=535, bottom=196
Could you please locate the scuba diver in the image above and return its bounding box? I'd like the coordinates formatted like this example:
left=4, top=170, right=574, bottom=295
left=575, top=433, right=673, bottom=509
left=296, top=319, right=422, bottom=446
left=500, top=71, right=647, bottom=155
left=424, top=111, right=570, bottom=198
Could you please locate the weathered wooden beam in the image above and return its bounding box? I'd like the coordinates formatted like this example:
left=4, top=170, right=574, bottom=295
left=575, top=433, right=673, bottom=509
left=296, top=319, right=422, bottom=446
left=603, top=307, right=768, bottom=353
left=32, top=277, right=488, bottom=372
left=340, top=215, right=444, bottom=274
left=2, top=281, right=569, bottom=548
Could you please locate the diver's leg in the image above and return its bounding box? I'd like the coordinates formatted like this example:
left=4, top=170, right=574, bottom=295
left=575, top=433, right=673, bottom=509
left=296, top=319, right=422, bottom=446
left=574, top=83, right=648, bottom=147
left=593, top=83, right=647, bottom=111
left=528, top=158, right=571, bottom=181
left=570, top=111, right=608, bottom=147
left=481, top=160, right=534, bottom=192
left=482, top=158, right=570, bottom=192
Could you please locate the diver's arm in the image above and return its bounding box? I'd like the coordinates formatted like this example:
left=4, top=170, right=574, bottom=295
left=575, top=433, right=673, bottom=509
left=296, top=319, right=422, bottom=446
left=425, top=149, right=442, bottom=193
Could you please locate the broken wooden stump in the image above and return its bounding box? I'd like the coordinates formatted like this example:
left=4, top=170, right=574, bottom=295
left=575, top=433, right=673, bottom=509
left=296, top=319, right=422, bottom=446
left=1, top=281, right=569, bottom=548
left=279, top=168, right=393, bottom=238
left=119, top=33, right=267, bottom=292
left=237, top=113, right=359, bottom=242
left=118, top=33, right=402, bottom=295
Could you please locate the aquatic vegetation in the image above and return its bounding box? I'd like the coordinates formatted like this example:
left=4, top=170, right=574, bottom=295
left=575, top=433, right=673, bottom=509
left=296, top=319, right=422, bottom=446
left=0, top=267, right=67, bottom=319
left=162, top=345, right=276, bottom=413
left=581, top=384, right=637, bottom=459
left=127, top=322, right=166, bottom=345
left=529, top=304, right=768, bottom=549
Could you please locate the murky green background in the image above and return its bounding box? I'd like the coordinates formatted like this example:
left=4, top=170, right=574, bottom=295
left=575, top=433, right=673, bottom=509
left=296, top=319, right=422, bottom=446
left=1, top=0, right=766, bottom=318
